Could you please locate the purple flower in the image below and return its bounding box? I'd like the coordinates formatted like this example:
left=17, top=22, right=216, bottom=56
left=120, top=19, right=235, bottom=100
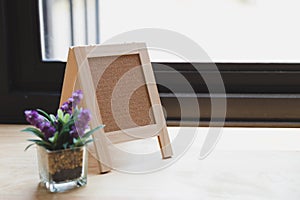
left=24, top=110, right=44, bottom=128
left=24, top=110, right=56, bottom=140
left=75, top=109, right=91, bottom=137
left=72, top=90, right=83, bottom=107
left=59, top=90, right=83, bottom=114
left=60, top=101, right=72, bottom=115
left=69, top=125, right=79, bottom=143
left=40, top=121, right=56, bottom=140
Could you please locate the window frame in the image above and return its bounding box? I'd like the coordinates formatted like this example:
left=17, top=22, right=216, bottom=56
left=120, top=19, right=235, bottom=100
left=1, top=0, right=300, bottom=127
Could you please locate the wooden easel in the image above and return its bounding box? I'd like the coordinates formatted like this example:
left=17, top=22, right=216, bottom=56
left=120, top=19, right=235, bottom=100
left=60, top=43, right=173, bottom=173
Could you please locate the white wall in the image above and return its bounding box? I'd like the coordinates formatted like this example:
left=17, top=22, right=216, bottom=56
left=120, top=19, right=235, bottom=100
left=100, top=0, right=300, bottom=62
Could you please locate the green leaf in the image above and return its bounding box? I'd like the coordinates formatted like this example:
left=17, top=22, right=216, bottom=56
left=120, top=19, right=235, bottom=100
left=73, top=137, right=78, bottom=144
left=62, top=119, right=74, bottom=131
left=36, top=142, right=52, bottom=150
left=50, top=114, right=57, bottom=123
left=63, top=143, right=69, bottom=149
left=81, top=125, right=105, bottom=141
left=22, top=127, right=44, bottom=140
left=37, top=109, right=51, bottom=122
left=57, top=109, right=64, bottom=120
left=25, top=139, right=52, bottom=150
left=83, top=139, right=93, bottom=145
left=27, top=139, right=45, bottom=144
left=73, top=137, right=84, bottom=147
left=24, top=143, right=36, bottom=151
left=48, top=132, right=59, bottom=143
left=57, top=117, right=65, bottom=126
left=63, top=113, right=70, bottom=123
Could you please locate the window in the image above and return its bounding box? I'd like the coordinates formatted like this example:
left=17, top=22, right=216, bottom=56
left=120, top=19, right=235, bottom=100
left=41, top=0, right=300, bottom=63
left=39, top=0, right=100, bottom=61
left=0, top=0, right=300, bottom=126
left=100, top=0, right=300, bottom=63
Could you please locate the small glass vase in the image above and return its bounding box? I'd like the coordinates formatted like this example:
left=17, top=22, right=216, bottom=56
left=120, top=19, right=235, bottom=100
left=36, top=145, right=87, bottom=192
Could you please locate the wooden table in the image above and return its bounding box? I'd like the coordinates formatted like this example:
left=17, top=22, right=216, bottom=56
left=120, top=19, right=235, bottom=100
left=1, top=125, right=300, bottom=199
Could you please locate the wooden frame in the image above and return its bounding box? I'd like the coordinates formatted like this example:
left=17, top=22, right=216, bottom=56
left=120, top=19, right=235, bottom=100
left=60, top=43, right=173, bottom=173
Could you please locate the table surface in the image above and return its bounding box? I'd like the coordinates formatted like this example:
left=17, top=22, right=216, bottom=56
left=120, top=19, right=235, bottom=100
left=1, top=124, right=300, bottom=200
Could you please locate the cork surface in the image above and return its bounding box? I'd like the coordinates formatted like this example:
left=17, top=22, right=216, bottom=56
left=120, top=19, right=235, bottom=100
left=88, top=54, right=154, bottom=133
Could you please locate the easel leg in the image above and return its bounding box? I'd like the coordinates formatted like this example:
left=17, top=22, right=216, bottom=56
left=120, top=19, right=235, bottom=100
left=157, top=127, right=173, bottom=159
left=92, top=135, right=112, bottom=173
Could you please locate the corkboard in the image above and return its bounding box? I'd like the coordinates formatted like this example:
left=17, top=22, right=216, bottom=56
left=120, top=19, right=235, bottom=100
left=88, top=54, right=155, bottom=133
